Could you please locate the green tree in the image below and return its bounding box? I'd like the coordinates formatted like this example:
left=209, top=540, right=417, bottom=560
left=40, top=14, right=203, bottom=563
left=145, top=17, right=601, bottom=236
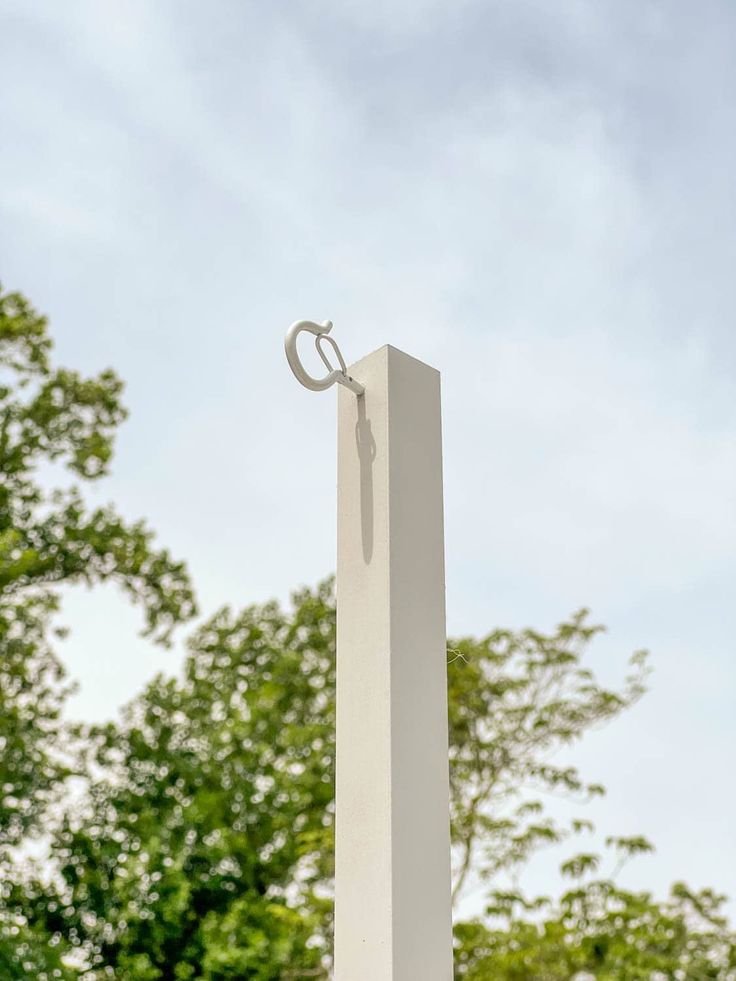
left=47, top=584, right=336, bottom=979
left=0, top=286, right=196, bottom=978
left=3, top=285, right=734, bottom=979
left=15, top=580, right=675, bottom=978
left=28, top=583, right=734, bottom=979
left=454, top=877, right=736, bottom=979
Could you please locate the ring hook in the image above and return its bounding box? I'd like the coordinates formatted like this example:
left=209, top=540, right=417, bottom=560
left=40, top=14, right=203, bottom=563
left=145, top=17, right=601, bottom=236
left=284, top=320, right=364, bottom=396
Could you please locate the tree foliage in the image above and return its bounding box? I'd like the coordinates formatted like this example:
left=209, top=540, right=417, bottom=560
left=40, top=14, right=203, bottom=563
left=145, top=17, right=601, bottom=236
left=3, top=588, right=656, bottom=978
left=0, top=285, right=196, bottom=976
left=46, top=586, right=336, bottom=979
left=455, top=878, right=736, bottom=980
left=24, top=585, right=732, bottom=980
left=0, top=287, right=196, bottom=643
left=447, top=616, right=648, bottom=901
left=1, top=285, right=733, bottom=979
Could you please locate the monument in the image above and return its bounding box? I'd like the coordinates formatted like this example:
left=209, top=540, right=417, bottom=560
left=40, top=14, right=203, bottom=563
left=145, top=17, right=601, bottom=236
left=285, top=320, right=453, bottom=980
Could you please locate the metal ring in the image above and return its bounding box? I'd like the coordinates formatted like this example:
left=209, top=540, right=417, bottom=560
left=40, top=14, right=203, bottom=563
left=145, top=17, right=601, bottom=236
left=284, top=320, right=364, bottom=396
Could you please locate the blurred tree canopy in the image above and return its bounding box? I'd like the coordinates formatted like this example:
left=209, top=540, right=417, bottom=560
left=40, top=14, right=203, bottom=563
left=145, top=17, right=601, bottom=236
left=0, top=285, right=196, bottom=976
left=1, top=287, right=734, bottom=979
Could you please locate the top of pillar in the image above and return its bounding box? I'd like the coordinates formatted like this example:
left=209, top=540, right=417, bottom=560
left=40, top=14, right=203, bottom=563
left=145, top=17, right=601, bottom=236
left=348, top=344, right=440, bottom=378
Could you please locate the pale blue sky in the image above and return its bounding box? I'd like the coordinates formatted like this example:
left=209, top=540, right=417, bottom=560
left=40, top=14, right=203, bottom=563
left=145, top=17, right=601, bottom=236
left=1, top=0, right=735, bottom=916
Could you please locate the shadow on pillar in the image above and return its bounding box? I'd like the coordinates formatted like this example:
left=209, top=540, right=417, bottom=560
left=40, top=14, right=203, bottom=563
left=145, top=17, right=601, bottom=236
left=355, top=395, right=376, bottom=565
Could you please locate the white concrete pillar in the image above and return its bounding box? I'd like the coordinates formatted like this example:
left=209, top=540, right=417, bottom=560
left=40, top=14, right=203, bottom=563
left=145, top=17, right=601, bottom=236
left=335, top=345, right=453, bottom=981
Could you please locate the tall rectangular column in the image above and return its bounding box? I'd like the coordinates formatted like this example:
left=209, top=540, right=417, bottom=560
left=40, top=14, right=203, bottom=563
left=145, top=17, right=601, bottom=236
left=335, top=344, right=453, bottom=980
